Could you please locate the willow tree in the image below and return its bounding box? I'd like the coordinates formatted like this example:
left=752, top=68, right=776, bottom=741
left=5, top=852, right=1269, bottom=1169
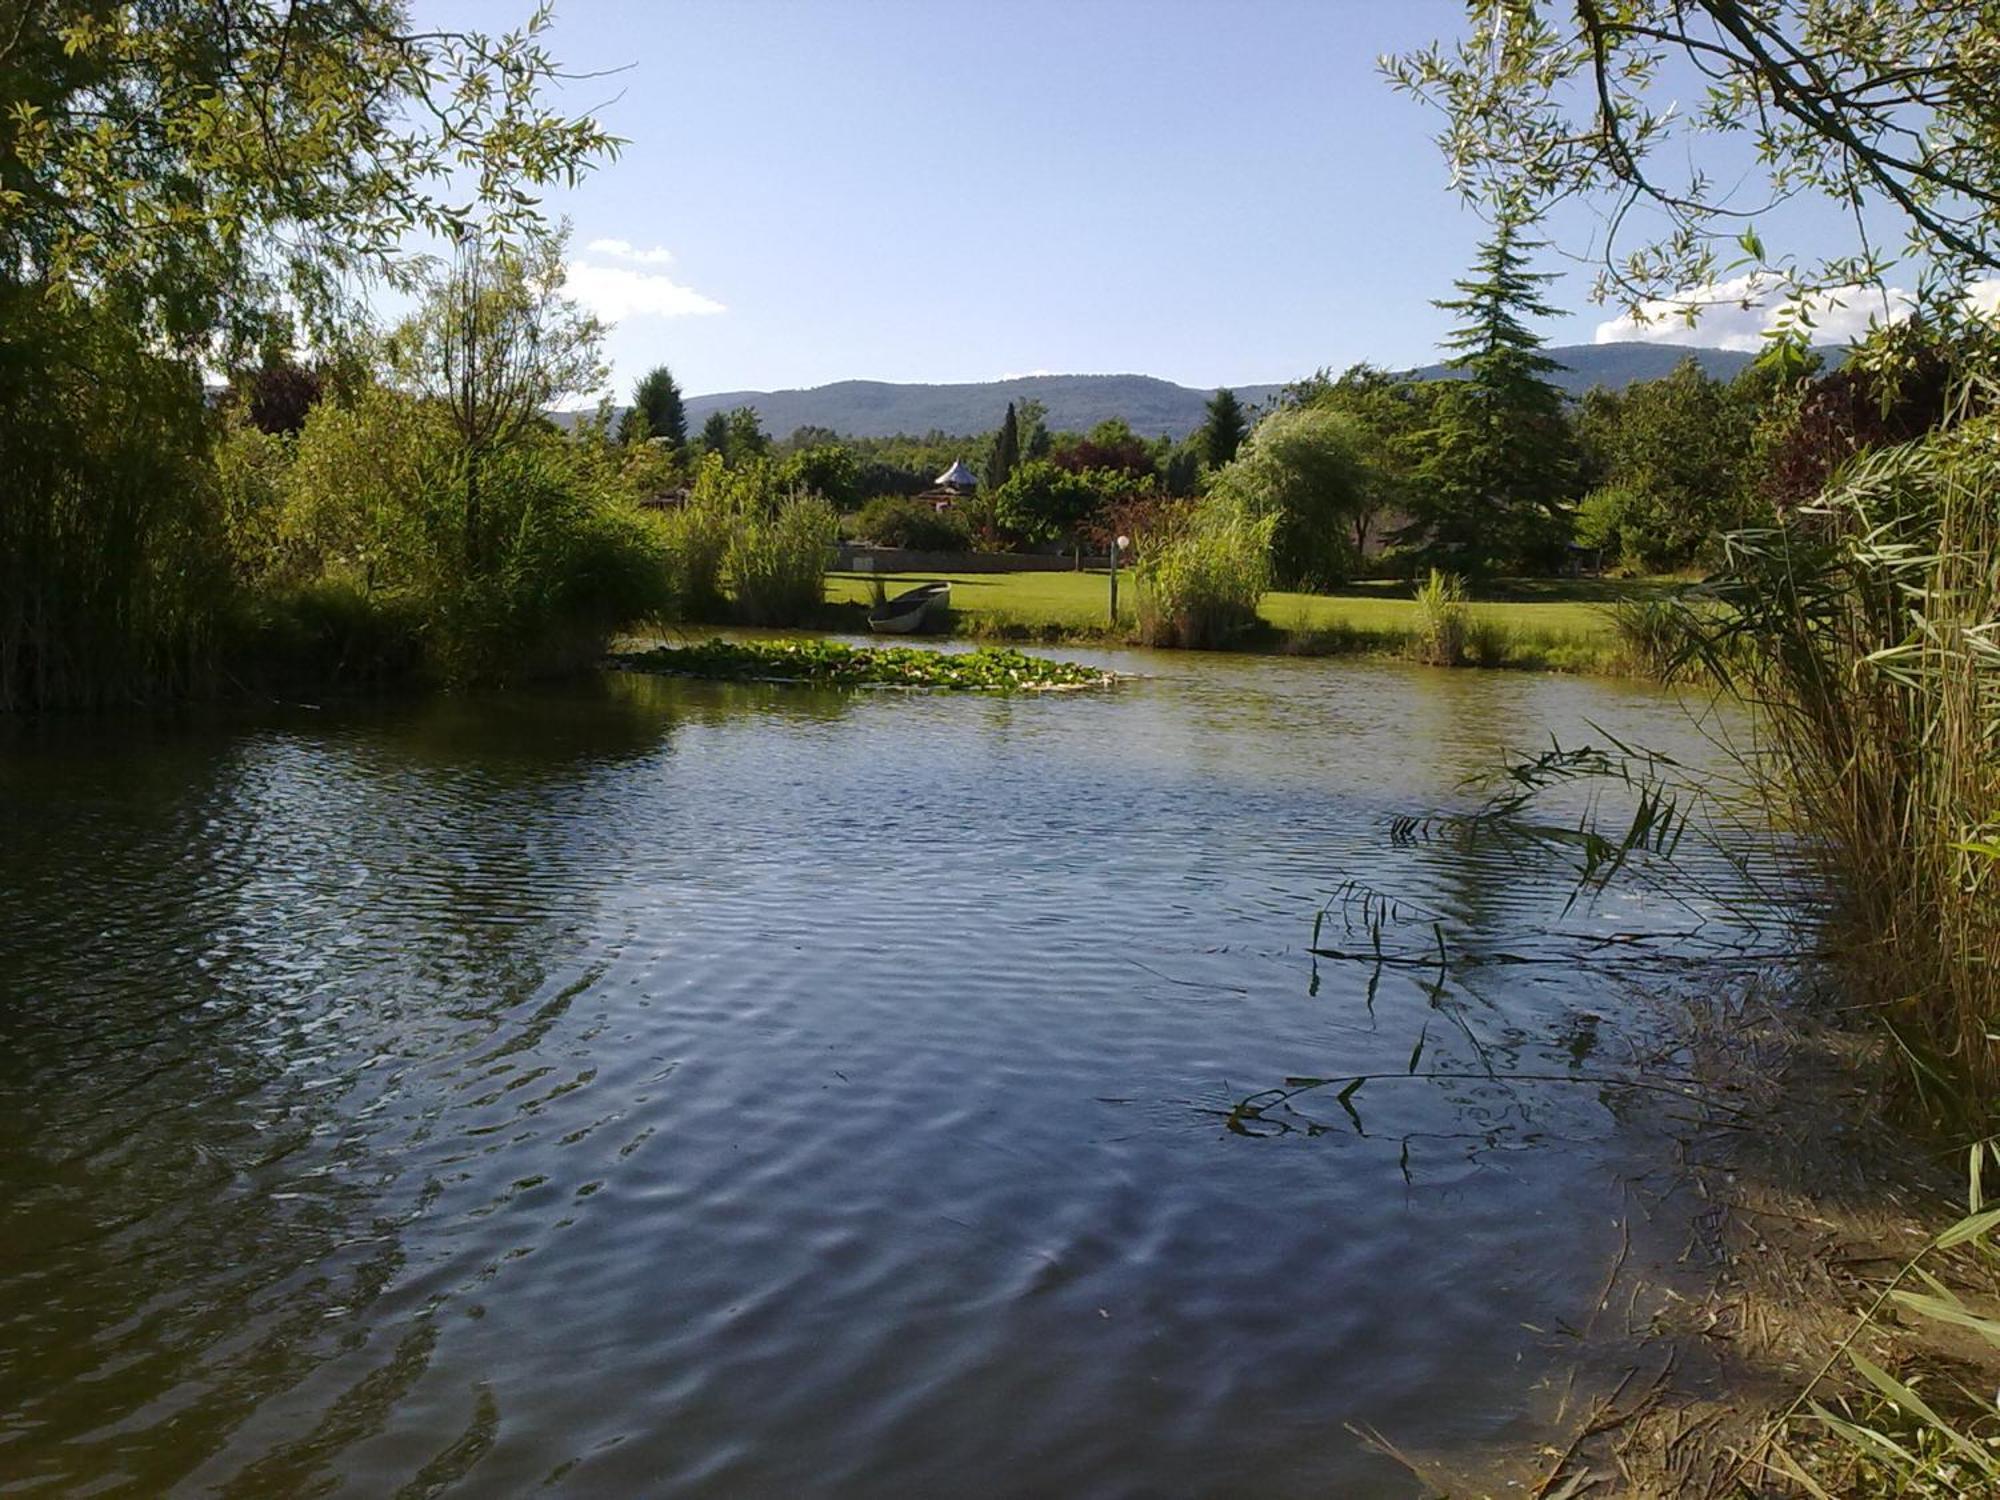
left=388, top=231, right=606, bottom=568
left=1386, top=2, right=2000, bottom=335
left=0, top=1, right=617, bottom=708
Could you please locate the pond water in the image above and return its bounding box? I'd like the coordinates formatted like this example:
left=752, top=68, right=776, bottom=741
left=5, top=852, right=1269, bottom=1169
left=0, top=648, right=1766, bottom=1497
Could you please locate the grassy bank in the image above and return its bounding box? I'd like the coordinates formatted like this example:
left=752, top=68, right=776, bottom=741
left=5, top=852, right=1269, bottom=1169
left=820, top=569, right=1673, bottom=674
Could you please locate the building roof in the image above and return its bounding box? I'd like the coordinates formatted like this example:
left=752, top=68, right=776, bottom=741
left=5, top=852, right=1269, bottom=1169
left=935, top=459, right=978, bottom=489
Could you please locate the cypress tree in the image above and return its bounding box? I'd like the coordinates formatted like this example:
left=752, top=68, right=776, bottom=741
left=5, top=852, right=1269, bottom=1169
left=1403, top=219, right=1576, bottom=572
left=988, top=402, right=1021, bottom=489
left=622, top=364, right=688, bottom=448
left=1202, top=388, right=1248, bottom=469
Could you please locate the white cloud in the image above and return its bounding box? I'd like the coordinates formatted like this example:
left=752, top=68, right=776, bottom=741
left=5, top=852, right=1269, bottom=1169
left=1593, top=273, right=1925, bottom=350
left=586, top=237, right=677, bottom=266
left=562, top=258, right=725, bottom=322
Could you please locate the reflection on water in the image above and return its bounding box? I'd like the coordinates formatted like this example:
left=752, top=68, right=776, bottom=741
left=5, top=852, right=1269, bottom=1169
left=1, top=653, right=1759, bottom=1496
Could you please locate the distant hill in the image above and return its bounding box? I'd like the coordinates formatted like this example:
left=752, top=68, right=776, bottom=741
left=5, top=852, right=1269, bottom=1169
left=585, top=344, right=1819, bottom=442
left=679, top=374, right=1284, bottom=442
left=1408, top=341, right=1771, bottom=394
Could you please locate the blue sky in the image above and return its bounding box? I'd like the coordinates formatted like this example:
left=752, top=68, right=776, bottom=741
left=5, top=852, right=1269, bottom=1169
left=421, top=0, right=1886, bottom=401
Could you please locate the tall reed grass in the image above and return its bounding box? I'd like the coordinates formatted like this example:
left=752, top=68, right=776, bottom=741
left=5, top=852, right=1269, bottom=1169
left=728, top=493, right=838, bottom=626
left=1411, top=568, right=1470, bottom=666
left=1135, top=501, right=1273, bottom=649
left=1680, top=398, right=2000, bottom=1109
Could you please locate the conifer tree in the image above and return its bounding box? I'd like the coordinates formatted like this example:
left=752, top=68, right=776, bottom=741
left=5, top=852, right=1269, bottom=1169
left=1403, top=220, right=1576, bottom=572
left=622, top=364, right=687, bottom=448
left=699, top=409, right=731, bottom=457
left=987, top=402, right=1021, bottom=489
left=1202, top=388, right=1249, bottom=469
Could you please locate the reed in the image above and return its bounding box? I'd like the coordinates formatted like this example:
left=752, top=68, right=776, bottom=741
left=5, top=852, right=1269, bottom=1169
left=1134, top=500, right=1274, bottom=649
left=727, top=493, right=838, bottom=627
left=1678, top=395, right=2000, bottom=1111
left=1410, top=568, right=1470, bottom=666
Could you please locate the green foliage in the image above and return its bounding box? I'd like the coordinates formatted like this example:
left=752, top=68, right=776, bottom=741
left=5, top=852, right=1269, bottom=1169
left=276, top=387, right=670, bottom=681
left=726, top=494, right=838, bottom=627
left=1402, top=221, right=1576, bottom=574
left=215, top=422, right=297, bottom=586
left=616, top=638, right=1113, bottom=692
left=1674, top=396, right=2000, bottom=1109
left=0, top=5, right=628, bottom=709
left=1018, top=397, right=1053, bottom=461
left=725, top=406, right=769, bottom=464
left=988, top=402, right=1021, bottom=490
left=1135, top=498, right=1274, bottom=649
left=1387, top=4, right=2000, bottom=332
left=1574, top=358, right=1757, bottom=569
left=993, top=459, right=1102, bottom=546
left=853, top=497, right=973, bottom=551
left=2, top=3, right=616, bottom=358
left=1411, top=568, right=1471, bottom=666
left=698, top=410, right=731, bottom=457
left=1202, top=387, right=1249, bottom=469
left=780, top=443, right=861, bottom=508
left=622, top=365, right=687, bottom=448
left=0, top=299, right=223, bottom=710
left=1210, top=402, right=1374, bottom=588
left=385, top=229, right=606, bottom=571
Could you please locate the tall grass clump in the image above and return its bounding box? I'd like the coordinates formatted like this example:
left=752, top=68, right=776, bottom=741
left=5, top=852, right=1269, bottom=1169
left=728, top=492, right=838, bottom=626
left=1411, top=568, right=1470, bottom=666
left=1605, top=594, right=1695, bottom=680
left=1135, top=499, right=1273, bottom=649
left=1682, top=397, right=2000, bottom=1109
left=661, top=462, right=734, bottom=620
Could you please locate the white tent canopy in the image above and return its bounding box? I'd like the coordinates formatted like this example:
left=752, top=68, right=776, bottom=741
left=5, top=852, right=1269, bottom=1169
left=934, top=459, right=978, bottom=489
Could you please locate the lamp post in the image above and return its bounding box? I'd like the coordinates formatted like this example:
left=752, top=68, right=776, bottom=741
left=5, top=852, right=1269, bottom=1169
left=1110, top=534, right=1129, bottom=625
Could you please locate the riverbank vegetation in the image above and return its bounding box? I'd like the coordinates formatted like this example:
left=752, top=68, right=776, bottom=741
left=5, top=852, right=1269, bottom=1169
left=1396, top=2, right=2000, bottom=1490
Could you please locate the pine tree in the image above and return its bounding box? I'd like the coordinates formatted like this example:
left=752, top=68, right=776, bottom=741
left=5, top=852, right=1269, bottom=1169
left=987, top=402, right=1021, bottom=489
left=1018, top=397, right=1053, bottom=461
left=622, top=364, right=687, bottom=448
left=725, top=406, right=768, bottom=463
left=1202, top=388, right=1248, bottom=469
left=1403, top=220, right=1576, bottom=572
left=699, top=409, right=731, bottom=457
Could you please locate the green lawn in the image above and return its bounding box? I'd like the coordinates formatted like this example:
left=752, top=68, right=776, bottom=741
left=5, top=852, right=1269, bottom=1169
left=824, top=568, right=1664, bottom=671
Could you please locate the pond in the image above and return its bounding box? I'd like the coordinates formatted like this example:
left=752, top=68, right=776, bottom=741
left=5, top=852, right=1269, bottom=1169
left=0, top=648, right=1769, bottom=1496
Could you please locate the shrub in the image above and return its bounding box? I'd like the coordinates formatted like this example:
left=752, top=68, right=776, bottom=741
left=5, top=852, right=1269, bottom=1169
left=1136, top=500, right=1274, bottom=649
left=853, top=496, right=972, bottom=551
left=1412, top=568, right=1470, bottom=666
left=993, top=459, right=1101, bottom=547
left=281, top=391, right=671, bottom=683
left=728, top=493, right=838, bottom=626
left=215, top=421, right=297, bottom=585
left=1208, top=402, right=1374, bottom=588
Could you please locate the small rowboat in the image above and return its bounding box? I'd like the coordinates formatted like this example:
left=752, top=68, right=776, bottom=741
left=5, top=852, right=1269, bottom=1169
left=867, top=581, right=951, bottom=634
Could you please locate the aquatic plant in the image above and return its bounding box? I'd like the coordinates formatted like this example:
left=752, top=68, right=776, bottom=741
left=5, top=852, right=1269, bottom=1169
left=613, top=639, right=1114, bottom=692
left=1411, top=568, right=1470, bottom=666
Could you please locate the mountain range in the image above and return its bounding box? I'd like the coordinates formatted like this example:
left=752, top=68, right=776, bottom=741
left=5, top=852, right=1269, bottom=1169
left=661, top=343, right=1778, bottom=442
